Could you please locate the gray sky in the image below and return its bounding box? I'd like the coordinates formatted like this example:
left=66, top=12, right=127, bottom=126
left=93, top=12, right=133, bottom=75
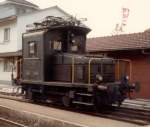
left=9, top=0, right=150, bottom=37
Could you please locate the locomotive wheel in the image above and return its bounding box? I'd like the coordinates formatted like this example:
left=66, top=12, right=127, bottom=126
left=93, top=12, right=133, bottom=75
left=62, top=93, right=71, bottom=107
left=25, top=87, right=33, bottom=100
left=94, top=96, right=102, bottom=112
left=94, top=92, right=109, bottom=112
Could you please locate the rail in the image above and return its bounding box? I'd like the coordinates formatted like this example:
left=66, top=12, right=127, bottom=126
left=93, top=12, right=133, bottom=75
left=71, top=57, right=132, bottom=84
left=0, top=117, right=27, bottom=127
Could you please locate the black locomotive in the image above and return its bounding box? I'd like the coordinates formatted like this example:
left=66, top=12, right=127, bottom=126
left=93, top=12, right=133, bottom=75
left=20, top=16, right=138, bottom=109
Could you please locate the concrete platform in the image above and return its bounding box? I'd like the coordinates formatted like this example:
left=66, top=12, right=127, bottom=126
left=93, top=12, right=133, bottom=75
left=0, top=84, right=21, bottom=94
left=0, top=98, right=142, bottom=127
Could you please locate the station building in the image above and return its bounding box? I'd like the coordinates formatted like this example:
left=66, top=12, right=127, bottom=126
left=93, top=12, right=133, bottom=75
left=87, top=30, right=150, bottom=99
left=0, top=0, right=70, bottom=85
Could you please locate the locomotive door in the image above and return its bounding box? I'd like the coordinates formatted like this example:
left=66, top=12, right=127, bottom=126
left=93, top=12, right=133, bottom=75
left=22, top=31, right=44, bottom=81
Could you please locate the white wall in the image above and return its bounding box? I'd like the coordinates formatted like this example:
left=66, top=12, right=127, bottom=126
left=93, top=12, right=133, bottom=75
left=0, top=59, right=11, bottom=83
left=0, top=20, right=18, bottom=84
left=0, top=5, right=16, bottom=19
left=0, top=6, right=69, bottom=52
left=17, top=7, right=69, bottom=50
left=0, top=59, right=17, bottom=84
left=0, top=20, right=18, bottom=53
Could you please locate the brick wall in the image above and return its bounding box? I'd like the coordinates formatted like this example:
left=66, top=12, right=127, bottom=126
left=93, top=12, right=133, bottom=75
left=131, top=55, right=150, bottom=99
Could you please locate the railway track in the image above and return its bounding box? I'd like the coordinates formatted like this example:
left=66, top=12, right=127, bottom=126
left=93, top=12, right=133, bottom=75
left=94, top=107, right=150, bottom=125
left=0, top=117, right=27, bottom=127
left=0, top=93, right=149, bottom=126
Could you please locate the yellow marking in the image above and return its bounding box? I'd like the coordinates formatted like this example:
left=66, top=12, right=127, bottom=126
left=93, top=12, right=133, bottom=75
left=72, top=57, right=75, bottom=83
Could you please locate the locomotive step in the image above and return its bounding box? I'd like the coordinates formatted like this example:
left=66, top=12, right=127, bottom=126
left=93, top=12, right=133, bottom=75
left=72, top=101, right=94, bottom=106
left=76, top=93, right=93, bottom=97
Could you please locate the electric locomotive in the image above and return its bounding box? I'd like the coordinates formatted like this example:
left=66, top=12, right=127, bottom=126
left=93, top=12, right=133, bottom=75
left=20, top=16, right=139, bottom=109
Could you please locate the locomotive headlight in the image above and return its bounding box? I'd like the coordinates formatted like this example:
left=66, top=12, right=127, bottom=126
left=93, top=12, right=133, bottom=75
left=96, top=74, right=103, bottom=82
left=125, top=75, right=129, bottom=80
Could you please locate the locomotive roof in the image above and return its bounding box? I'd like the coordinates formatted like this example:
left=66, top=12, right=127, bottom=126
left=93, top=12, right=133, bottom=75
left=26, top=16, right=91, bottom=34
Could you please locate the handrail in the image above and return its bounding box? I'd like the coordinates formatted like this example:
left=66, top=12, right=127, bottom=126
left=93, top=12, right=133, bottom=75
left=20, top=59, right=22, bottom=79
left=72, top=56, right=75, bottom=83
left=88, top=58, right=102, bottom=84
left=88, top=58, right=132, bottom=84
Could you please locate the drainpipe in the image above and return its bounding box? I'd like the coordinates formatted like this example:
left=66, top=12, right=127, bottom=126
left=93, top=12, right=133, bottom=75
left=11, top=64, right=14, bottom=86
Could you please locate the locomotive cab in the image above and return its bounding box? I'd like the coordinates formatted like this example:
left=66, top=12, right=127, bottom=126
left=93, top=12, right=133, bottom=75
left=22, top=25, right=90, bottom=82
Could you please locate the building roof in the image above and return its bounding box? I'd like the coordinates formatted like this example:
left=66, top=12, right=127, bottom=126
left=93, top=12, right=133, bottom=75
left=87, top=31, right=150, bottom=52
left=6, top=0, right=39, bottom=8
left=0, top=50, right=22, bottom=58
left=0, top=15, right=17, bottom=24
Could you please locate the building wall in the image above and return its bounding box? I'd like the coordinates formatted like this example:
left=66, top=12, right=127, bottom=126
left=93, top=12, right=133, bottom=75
left=0, top=3, right=39, bottom=53
left=0, top=58, right=15, bottom=85
left=0, top=2, right=38, bottom=19
left=131, top=55, right=150, bottom=99
left=0, top=4, right=16, bottom=19
left=0, top=3, right=17, bottom=85
left=0, top=20, right=18, bottom=53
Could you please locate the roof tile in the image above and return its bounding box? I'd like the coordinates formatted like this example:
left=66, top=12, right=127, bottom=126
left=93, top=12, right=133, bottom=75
left=87, top=31, right=150, bottom=52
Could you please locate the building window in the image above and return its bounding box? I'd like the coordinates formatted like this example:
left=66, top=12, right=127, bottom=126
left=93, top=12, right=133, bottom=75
left=4, top=28, right=10, bottom=42
left=4, top=58, right=14, bottom=72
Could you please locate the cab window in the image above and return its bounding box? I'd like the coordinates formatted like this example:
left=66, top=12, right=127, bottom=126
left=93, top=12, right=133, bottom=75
left=28, top=41, right=37, bottom=57
left=51, top=40, right=62, bottom=51
left=71, top=41, right=78, bottom=52
left=70, top=34, right=82, bottom=52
